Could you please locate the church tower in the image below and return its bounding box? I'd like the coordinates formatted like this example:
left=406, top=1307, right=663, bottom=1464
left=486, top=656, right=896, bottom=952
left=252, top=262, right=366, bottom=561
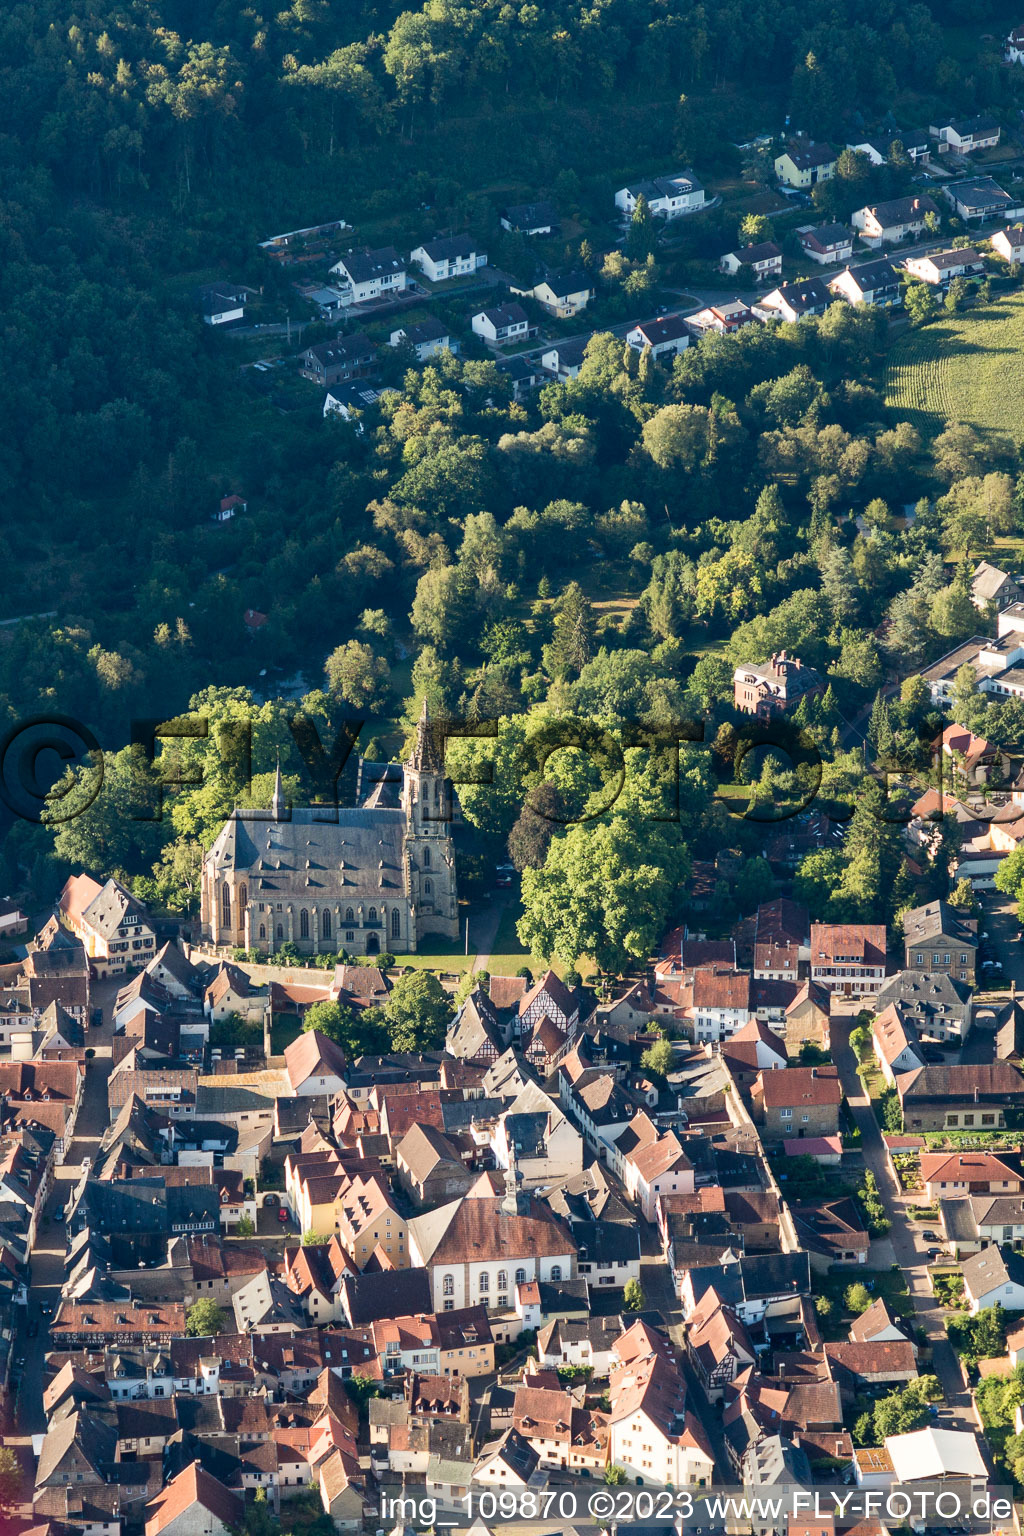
left=402, top=700, right=459, bottom=940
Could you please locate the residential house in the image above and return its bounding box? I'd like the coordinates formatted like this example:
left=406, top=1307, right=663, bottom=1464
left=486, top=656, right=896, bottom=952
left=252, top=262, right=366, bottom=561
left=323, top=382, right=381, bottom=426
left=991, top=224, right=1024, bottom=263
left=720, top=1018, right=788, bottom=1087
left=198, top=284, right=247, bottom=325
left=496, top=355, right=543, bottom=400
left=396, top=1124, right=475, bottom=1206
left=474, top=1427, right=540, bottom=1487
left=679, top=1250, right=811, bottom=1325
left=471, top=303, right=530, bottom=344
left=614, top=171, right=706, bottom=219
left=847, top=131, right=931, bottom=164
left=144, top=1463, right=243, bottom=1536
left=328, top=247, right=407, bottom=304
left=896, top=1062, right=1024, bottom=1132
left=943, top=178, right=1024, bottom=223
left=823, top=1341, right=918, bottom=1397
left=753, top=899, right=810, bottom=978
left=797, top=224, right=854, bottom=265
left=512, top=1382, right=607, bottom=1473
left=774, top=142, right=836, bottom=187
left=971, top=560, right=1024, bottom=611
left=751, top=1065, right=842, bottom=1141
left=872, top=1005, right=924, bottom=1086
left=610, top=1113, right=694, bottom=1220
left=828, top=258, right=902, bottom=307
left=540, top=338, right=588, bottom=380
left=510, top=270, right=593, bottom=317
left=537, top=1314, right=624, bottom=1375
left=686, top=300, right=753, bottom=334
left=961, top=1245, right=1024, bottom=1313
left=686, top=1289, right=758, bottom=1400
left=59, top=875, right=156, bottom=979
left=851, top=195, right=939, bottom=247
left=284, top=1030, right=348, bottom=1097
left=902, top=900, right=977, bottom=985
left=754, top=278, right=831, bottom=322
left=790, top=1198, right=869, bottom=1271
left=204, top=962, right=266, bottom=1025
left=733, top=652, right=823, bottom=718
left=930, top=115, right=1001, bottom=153
left=719, top=243, right=784, bottom=283
left=299, top=335, right=376, bottom=386
left=904, top=248, right=985, bottom=286
left=625, top=315, right=691, bottom=359
left=409, top=235, right=487, bottom=283
left=607, top=1320, right=716, bottom=1485
left=783, top=981, right=831, bottom=1053
left=500, top=202, right=557, bottom=236
left=849, top=1296, right=916, bottom=1350
left=560, top=1068, right=637, bottom=1159
left=1007, top=28, right=1024, bottom=63
left=939, top=1192, right=1024, bottom=1254
left=389, top=318, right=455, bottom=361
left=809, top=924, right=887, bottom=996
left=920, top=1151, right=1024, bottom=1202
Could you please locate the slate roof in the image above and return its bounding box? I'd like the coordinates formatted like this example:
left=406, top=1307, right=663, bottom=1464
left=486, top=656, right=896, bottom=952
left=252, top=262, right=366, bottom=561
left=206, top=806, right=409, bottom=900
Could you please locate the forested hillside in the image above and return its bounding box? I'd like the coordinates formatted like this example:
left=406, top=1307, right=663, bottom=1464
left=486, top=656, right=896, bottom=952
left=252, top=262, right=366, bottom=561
left=1, top=0, right=1022, bottom=950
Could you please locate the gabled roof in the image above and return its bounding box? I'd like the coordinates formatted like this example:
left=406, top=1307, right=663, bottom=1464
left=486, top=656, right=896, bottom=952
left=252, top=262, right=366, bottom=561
left=284, top=1029, right=347, bottom=1091
left=146, top=1462, right=243, bottom=1536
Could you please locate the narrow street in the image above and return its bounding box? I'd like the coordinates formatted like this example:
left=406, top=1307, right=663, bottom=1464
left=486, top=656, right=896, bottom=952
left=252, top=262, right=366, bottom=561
left=830, top=1009, right=973, bottom=1428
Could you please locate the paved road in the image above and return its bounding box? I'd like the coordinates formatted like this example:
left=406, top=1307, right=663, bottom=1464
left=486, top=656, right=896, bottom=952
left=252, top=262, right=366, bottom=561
left=830, top=1009, right=972, bottom=1428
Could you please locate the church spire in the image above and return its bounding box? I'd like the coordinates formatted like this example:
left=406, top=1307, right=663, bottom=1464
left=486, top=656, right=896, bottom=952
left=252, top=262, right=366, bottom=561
left=271, top=758, right=286, bottom=820
left=407, top=697, right=445, bottom=774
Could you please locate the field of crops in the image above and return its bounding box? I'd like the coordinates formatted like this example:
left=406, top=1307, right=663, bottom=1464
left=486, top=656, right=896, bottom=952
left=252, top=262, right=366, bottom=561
left=885, top=291, right=1024, bottom=443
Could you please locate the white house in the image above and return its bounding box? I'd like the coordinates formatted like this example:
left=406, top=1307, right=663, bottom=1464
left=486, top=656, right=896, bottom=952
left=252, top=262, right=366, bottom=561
left=754, top=277, right=831, bottom=322
left=607, top=1321, right=716, bottom=1486
left=1007, top=26, right=1024, bottom=62
left=471, top=303, right=530, bottom=343
left=929, top=115, right=1001, bottom=153
left=510, top=271, right=593, bottom=317
left=851, top=194, right=938, bottom=247
left=719, top=242, right=783, bottom=283
left=828, top=258, right=902, bottom=307
left=903, top=248, right=985, bottom=285
left=388, top=317, right=454, bottom=360
left=872, top=1004, right=924, bottom=1086
left=199, top=284, right=247, bottom=325
left=797, top=223, right=854, bottom=265
left=328, top=247, right=407, bottom=305
left=625, top=315, right=690, bottom=358
left=323, top=383, right=381, bottom=426
left=409, top=234, right=486, bottom=283
left=540, top=338, right=588, bottom=380
left=943, top=178, right=1024, bottom=224
left=615, top=171, right=705, bottom=220
left=961, top=1245, right=1024, bottom=1313
left=991, top=223, right=1024, bottom=263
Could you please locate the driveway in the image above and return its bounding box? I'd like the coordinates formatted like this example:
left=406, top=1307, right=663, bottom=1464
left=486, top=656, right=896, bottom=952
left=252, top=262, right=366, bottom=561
left=831, top=1010, right=973, bottom=1428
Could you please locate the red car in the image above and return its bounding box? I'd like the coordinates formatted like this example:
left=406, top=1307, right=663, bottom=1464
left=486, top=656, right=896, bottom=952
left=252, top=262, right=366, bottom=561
left=277, top=1208, right=290, bottom=1223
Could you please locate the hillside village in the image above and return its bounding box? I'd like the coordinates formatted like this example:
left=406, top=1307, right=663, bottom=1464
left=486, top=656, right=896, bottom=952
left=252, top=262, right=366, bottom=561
left=14, top=3, right=1024, bottom=1536
left=10, top=634, right=1024, bottom=1535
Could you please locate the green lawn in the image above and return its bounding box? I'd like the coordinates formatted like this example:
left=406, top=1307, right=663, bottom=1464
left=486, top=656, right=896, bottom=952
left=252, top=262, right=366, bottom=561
left=884, top=289, right=1024, bottom=445
left=270, top=1012, right=302, bottom=1056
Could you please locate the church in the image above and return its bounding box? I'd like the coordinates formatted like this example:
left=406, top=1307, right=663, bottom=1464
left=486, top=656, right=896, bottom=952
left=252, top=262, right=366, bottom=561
left=200, top=704, right=459, bottom=957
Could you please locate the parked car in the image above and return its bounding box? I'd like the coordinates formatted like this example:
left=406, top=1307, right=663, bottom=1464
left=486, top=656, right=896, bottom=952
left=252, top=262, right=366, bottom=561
left=90, top=1008, right=103, bottom=1027
left=921, top=1231, right=939, bottom=1242
left=277, top=1208, right=290, bottom=1223
left=926, top=1247, right=943, bottom=1260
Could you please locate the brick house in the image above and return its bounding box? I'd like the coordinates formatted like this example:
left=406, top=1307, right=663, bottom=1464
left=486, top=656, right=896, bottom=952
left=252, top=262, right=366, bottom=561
left=751, top=1064, right=842, bottom=1141
left=733, top=652, right=823, bottom=718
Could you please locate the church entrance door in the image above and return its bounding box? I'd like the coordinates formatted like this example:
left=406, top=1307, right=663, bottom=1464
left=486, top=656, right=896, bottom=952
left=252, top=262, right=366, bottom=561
left=366, top=933, right=380, bottom=955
